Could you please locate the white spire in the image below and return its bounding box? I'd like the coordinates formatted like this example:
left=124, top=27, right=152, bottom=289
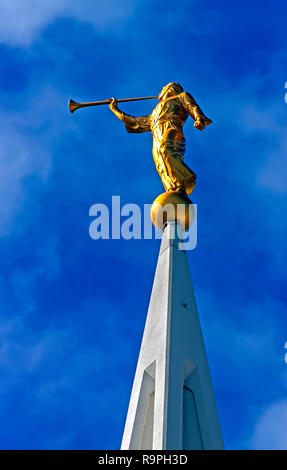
left=121, top=221, right=224, bottom=450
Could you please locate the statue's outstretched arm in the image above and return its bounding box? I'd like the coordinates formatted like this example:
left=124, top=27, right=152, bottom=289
left=181, top=92, right=212, bottom=131
left=109, top=98, right=126, bottom=122
left=109, top=98, right=151, bottom=134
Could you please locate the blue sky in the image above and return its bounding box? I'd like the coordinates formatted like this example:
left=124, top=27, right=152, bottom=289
left=0, top=0, right=287, bottom=450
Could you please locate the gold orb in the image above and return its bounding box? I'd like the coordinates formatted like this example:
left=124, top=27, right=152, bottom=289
left=150, top=191, right=195, bottom=232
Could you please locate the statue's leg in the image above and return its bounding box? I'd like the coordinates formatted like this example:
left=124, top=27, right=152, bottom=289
left=153, top=145, right=178, bottom=192
left=161, top=148, right=196, bottom=195
left=162, top=172, right=177, bottom=191
left=153, top=135, right=196, bottom=195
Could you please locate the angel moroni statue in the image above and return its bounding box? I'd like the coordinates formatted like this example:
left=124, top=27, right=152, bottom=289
left=109, top=82, right=212, bottom=231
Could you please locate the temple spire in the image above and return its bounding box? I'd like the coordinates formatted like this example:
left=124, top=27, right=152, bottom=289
left=121, top=222, right=224, bottom=450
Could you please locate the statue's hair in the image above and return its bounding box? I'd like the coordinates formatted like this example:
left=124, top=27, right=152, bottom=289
left=159, top=82, right=184, bottom=100
left=167, top=82, right=184, bottom=95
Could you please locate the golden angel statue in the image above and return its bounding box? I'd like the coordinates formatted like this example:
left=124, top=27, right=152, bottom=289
left=109, top=82, right=212, bottom=196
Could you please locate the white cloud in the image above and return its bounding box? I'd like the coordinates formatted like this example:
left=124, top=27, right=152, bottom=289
left=0, top=0, right=136, bottom=46
left=212, top=81, right=287, bottom=195
left=0, top=295, right=137, bottom=404
left=0, top=87, right=66, bottom=236
left=252, top=400, right=287, bottom=450
left=0, top=125, right=49, bottom=236
left=257, top=134, right=287, bottom=193
left=234, top=99, right=287, bottom=194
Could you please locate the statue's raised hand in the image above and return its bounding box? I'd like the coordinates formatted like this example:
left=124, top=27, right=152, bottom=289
left=109, top=97, right=118, bottom=111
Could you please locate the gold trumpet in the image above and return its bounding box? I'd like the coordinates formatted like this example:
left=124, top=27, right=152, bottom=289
left=69, top=95, right=158, bottom=113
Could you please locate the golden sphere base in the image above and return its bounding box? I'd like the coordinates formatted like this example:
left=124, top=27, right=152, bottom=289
left=150, top=191, right=195, bottom=232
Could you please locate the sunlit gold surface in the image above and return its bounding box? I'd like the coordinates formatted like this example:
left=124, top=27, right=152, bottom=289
left=109, top=82, right=212, bottom=197
left=70, top=83, right=211, bottom=231
left=151, top=191, right=195, bottom=232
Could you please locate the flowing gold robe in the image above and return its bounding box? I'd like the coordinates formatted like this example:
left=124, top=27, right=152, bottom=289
left=122, top=92, right=211, bottom=195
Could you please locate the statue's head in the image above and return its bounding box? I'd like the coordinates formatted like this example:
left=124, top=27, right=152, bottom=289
left=158, top=82, right=184, bottom=101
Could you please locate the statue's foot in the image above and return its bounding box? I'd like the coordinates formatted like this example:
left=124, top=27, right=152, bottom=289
left=168, top=185, right=187, bottom=195
left=185, top=178, right=196, bottom=196
left=176, top=187, right=188, bottom=196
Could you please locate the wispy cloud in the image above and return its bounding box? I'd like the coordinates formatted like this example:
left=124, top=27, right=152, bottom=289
left=251, top=400, right=287, bottom=449
left=0, top=85, right=76, bottom=236
left=0, top=0, right=136, bottom=46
